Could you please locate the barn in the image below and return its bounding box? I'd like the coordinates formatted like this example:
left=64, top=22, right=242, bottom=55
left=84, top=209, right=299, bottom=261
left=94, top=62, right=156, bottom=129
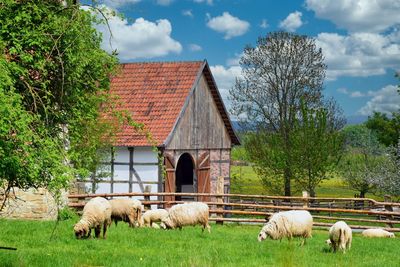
left=85, top=60, right=240, bottom=202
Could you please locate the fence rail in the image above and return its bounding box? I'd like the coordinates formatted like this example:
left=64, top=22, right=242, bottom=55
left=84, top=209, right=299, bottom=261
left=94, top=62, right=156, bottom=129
left=68, top=192, right=400, bottom=232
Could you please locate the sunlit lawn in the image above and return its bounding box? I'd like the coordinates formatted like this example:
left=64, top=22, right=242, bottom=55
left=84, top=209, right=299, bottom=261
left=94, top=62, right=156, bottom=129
left=0, top=218, right=399, bottom=267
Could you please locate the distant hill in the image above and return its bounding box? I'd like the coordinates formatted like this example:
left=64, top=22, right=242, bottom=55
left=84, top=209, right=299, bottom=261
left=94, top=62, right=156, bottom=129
left=231, top=115, right=368, bottom=133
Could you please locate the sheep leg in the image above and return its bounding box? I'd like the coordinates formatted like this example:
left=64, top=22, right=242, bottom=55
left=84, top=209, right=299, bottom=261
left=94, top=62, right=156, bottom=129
left=95, top=226, right=101, bottom=238
left=103, top=222, right=108, bottom=239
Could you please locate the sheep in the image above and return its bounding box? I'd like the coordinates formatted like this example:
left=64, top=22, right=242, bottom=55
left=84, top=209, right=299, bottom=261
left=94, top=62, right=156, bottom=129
left=161, top=202, right=211, bottom=233
left=109, top=198, right=143, bottom=228
left=141, top=209, right=169, bottom=228
left=328, top=221, right=352, bottom=253
left=73, top=197, right=112, bottom=239
left=362, top=228, right=395, bottom=238
left=257, top=210, right=313, bottom=245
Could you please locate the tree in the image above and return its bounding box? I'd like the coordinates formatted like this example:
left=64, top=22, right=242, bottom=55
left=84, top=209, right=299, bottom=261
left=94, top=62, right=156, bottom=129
left=365, top=112, right=400, bottom=147
left=0, top=0, right=127, bottom=207
left=339, top=125, right=385, bottom=198
left=292, top=100, right=345, bottom=197
left=230, top=31, right=326, bottom=196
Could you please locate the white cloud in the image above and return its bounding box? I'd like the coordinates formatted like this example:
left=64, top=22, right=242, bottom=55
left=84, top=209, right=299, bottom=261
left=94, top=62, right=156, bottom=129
left=260, top=19, right=269, bottom=29
left=93, top=8, right=182, bottom=60
left=337, top=87, right=349, bottom=94
left=182, top=10, right=193, bottom=18
left=279, top=11, right=303, bottom=32
left=316, top=32, right=400, bottom=80
left=99, top=0, right=141, bottom=8
left=156, top=0, right=173, bottom=6
left=306, top=0, right=400, bottom=33
left=207, top=12, right=250, bottom=39
left=194, top=0, right=213, bottom=5
left=358, top=85, right=400, bottom=115
left=337, top=87, right=367, bottom=98
left=210, top=65, right=242, bottom=110
left=188, top=43, right=202, bottom=51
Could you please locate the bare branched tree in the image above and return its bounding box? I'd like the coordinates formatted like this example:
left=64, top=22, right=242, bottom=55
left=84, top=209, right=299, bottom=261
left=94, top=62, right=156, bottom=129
left=230, top=32, right=326, bottom=196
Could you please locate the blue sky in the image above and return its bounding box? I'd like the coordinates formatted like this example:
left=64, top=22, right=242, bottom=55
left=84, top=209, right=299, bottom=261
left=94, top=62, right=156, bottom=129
left=85, top=0, right=400, bottom=122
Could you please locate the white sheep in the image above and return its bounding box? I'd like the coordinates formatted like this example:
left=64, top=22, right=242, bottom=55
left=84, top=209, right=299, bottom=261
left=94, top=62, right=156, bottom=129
left=161, top=202, right=211, bottom=233
left=141, top=209, right=169, bottom=228
left=109, top=198, right=143, bottom=228
left=257, top=210, right=313, bottom=245
left=328, top=221, right=352, bottom=253
left=73, top=197, right=112, bottom=239
left=362, top=228, right=395, bottom=238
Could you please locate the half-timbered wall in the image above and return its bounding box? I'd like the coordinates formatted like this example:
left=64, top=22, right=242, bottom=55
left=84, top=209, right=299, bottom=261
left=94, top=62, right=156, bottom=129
left=167, top=74, right=232, bottom=150
left=87, top=147, right=161, bottom=203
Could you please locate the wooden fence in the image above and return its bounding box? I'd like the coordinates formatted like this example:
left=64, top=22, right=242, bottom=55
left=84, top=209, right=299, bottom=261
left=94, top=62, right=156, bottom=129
left=67, top=192, right=400, bottom=232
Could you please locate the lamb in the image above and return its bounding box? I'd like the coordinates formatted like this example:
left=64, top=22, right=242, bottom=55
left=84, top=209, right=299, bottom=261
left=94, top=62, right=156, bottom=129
left=73, top=197, right=112, bottom=239
left=362, top=228, right=395, bottom=238
left=141, top=209, right=169, bottom=228
left=109, top=198, right=143, bottom=227
left=257, top=210, right=313, bottom=245
left=327, top=221, right=352, bottom=253
left=161, top=202, right=211, bottom=233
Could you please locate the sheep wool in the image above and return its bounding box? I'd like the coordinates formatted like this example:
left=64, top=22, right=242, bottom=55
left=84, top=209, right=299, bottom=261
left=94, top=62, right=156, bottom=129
left=161, top=202, right=211, bottom=233
left=258, top=210, right=313, bottom=244
left=141, top=209, right=169, bottom=227
left=73, top=197, right=112, bottom=239
left=109, top=198, right=143, bottom=228
left=362, top=228, right=395, bottom=238
left=328, top=221, right=352, bottom=253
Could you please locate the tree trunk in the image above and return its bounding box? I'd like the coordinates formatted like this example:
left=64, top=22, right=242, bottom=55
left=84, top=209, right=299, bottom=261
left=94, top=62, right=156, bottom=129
left=309, top=188, right=316, bottom=198
left=359, top=191, right=366, bottom=198
left=284, top=167, right=291, bottom=196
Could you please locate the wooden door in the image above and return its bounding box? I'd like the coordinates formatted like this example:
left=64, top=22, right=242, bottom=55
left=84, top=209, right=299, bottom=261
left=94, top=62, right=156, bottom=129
left=164, top=153, right=175, bottom=206
left=197, top=151, right=210, bottom=202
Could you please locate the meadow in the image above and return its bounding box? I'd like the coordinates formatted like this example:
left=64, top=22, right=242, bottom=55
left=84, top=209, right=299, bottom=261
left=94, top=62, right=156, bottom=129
left=0, top=218, right=399, bottom=267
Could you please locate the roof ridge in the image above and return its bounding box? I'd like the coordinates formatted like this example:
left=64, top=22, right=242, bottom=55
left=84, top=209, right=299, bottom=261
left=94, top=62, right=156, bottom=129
left=120, top=60, right=205, bottom=65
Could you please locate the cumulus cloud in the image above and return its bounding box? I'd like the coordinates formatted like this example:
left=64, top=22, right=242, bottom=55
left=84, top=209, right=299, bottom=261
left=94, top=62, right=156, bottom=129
left=156, top=0, right=173, bottom=5
left=182, top=10, right=193, bottom=17
left=194, top=0, right=213, bottom=5
left=210, top=65, right=242, bottom=110
left=358, top=85, right=400, bottom=115
left=305, top=0, right=400, bottom=33
left=260, top=19, right=269, bottom=29
left=279, top=11, right=303, bottom=32
left=188, top=43, right=202, bottom=51
left=207, top=12, right=250, bottom=39
left=99, top=0, right=141, bottom=8
left=316, top=32, right=400, bottom=80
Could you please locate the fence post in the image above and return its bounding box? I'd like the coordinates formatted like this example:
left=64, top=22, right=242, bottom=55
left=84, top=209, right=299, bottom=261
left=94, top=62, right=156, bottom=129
left=144, top=185, right=151, bottom=211
left=216, top=176, right=224, bottom=225
left=302, top=191, right=309, bottom=209
left=384, top=195, right=394, bottom=228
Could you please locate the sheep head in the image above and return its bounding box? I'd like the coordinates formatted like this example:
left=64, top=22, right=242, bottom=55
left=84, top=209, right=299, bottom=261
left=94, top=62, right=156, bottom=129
left=74, top=222, right=89, bottom=239
left=161, top=217, right=174, bottom=230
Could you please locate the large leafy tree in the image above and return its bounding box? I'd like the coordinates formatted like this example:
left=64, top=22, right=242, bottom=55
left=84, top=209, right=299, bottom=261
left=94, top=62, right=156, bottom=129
left=339, top=125, right=385, bottom=198
left=230, top=32, right=326, bottom=196
left=0, top=0, right=122, bottom=206
left=365, top=112, right=400, bottom=147
left=292, top=101, right=345, bottom=197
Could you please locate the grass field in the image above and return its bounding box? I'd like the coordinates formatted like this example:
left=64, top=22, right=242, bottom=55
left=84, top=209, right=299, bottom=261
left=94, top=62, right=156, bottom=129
left=0, top=218, right=399, bottom=267
left=231, top=165, right=370, bottom=199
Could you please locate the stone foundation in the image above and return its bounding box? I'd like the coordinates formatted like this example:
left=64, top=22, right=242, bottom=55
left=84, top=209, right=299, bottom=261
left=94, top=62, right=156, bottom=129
left=0, top=187, right=64, bottom=220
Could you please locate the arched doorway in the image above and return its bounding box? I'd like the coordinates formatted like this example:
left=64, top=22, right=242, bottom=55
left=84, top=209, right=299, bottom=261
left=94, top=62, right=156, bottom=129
left=175, top=153, right=195, bottom=201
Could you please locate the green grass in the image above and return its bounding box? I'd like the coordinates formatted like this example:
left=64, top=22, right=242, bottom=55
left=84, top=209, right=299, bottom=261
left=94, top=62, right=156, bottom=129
left=230, top=165, right=379, bottom=199
left=0, top=219, right=399, bottom=267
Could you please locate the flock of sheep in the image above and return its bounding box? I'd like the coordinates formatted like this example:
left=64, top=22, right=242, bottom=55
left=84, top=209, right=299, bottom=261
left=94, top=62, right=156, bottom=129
left=73, top=197, right=210, bottom=239
left=73, top=197, right=395, bottom=253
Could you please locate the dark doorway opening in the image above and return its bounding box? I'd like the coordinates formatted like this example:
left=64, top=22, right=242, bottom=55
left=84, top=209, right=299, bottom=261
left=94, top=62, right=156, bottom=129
left=175, top=153, right=195, bottom=201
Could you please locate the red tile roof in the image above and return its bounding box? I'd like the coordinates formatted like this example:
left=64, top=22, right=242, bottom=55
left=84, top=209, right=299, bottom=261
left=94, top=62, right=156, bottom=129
left=109, top=60, right=240, bottom=147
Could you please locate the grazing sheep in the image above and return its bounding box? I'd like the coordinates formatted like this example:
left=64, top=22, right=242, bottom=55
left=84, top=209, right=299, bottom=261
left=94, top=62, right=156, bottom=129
left=73, top=197, right=112, bottom=239
left=362, top=229, right=395, bottom=238
left=257, top=210, right=313, bottom=245
left=328, top=221, right=352, bottom=253
left=109, top=198, right=143, bottom=227
left=141, top=209, right=169, bottom=228
left=161, top=202, right=210, bottom=233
